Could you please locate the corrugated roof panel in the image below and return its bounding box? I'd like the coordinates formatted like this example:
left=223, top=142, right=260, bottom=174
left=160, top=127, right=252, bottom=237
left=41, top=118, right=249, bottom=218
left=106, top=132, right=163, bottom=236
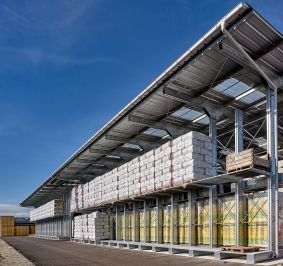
left=122, top=143, right=141, bottom=150
left=249, top=13, right=283, bottom=40
left=143, top=128, right=168, bottom=137
left=215, top=78, right=250, bottom=97
left=240, top=90, right=265, bottom=104
left=172, top=107, right=202, bottom=121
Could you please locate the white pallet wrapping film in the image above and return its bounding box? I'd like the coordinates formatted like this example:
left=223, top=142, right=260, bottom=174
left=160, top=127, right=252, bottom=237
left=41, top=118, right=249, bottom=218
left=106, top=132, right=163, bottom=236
left=73, top=212, right=110, bottom=240
left=30, top=199, right=64, bottom=222
left=70, top=131, right=212, bottom=211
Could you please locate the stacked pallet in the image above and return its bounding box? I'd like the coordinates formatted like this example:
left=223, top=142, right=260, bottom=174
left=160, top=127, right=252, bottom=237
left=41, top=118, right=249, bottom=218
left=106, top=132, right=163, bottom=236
left=0, top=216, right=14, bottom=237
left=140, top=150, right=155, bottom=194
left=70, top=131, right=213, bottom=211
left=73, top=212, right=109, bottom=241
left=118, top=163, right=129, bottom=200
left=88, top=212, right=110, bottom=240
left=155, top=142, right=172, bottom=190
left=77, top=185, right=84, bottom=210
left=30, top=199, right=64, bottom=222
left=73, top=215, right=83, bottom=239
left=172, top=131, right=213, bottom=185
left=70, top=186, right=79, bottom=212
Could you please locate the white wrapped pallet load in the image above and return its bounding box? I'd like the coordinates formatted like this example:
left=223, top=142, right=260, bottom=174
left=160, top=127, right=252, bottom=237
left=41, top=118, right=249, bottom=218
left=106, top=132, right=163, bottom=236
left=171, top=131, right=212, bottom=185
left=30, top=199, right=64, bottom=222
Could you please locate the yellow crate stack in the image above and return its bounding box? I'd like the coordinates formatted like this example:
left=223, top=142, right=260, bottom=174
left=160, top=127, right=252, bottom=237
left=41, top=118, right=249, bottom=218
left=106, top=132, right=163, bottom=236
left=0, top=216, right=14, bottom=237
left=14, top=226, right=30, bottom=236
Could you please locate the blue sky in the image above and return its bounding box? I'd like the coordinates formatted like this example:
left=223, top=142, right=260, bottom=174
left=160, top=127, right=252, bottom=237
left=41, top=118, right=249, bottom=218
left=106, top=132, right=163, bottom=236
left=0, top=0, right=282, bottom=217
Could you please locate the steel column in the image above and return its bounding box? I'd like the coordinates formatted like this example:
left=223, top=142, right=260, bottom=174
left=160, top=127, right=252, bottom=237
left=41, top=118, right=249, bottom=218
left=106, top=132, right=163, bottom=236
left=171, top=194, right=178, bottom=245
left=188, top=190, right=196, bottom=246
left=235, top=109, right=245, bottom=246
left=133, top=202, right=139, bottom=242
left=266, top=86, right=278, bottom=255
left=157, top=197, right=163, bottom=244
left=209, top=117, right=218, bottom=247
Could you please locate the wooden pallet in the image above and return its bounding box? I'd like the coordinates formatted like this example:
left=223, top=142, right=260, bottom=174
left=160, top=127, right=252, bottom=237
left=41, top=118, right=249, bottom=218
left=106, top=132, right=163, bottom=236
left=226, top=149, right=270, bottom=173
left=226, top=164, right=269, bottom=173
left=221, top=246, right=259, bottom=253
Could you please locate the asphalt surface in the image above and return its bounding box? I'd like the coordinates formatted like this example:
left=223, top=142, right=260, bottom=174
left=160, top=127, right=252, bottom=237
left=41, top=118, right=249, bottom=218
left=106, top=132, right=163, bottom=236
left=2, top=237, right=253, bottom=266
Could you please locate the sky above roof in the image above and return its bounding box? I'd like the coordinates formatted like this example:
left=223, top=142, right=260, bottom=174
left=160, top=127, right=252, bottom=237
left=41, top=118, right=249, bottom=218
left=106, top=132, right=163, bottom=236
left=0, top=0, right=282, bottom=216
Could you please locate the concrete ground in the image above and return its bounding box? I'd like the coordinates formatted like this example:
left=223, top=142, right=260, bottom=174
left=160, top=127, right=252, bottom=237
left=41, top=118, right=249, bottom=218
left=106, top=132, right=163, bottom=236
left=1, top=236, right=255, bottom=266
left=3, top=237, right=283, bottom=266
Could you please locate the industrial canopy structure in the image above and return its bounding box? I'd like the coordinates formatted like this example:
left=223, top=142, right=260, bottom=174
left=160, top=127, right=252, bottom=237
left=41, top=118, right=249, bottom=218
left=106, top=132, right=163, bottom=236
left=20, top=2, right=283, bottom=263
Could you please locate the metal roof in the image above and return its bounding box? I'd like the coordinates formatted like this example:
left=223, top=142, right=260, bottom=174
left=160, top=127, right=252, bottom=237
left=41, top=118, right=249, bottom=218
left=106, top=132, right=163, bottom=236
left=20, top=2, right=283, bottom=208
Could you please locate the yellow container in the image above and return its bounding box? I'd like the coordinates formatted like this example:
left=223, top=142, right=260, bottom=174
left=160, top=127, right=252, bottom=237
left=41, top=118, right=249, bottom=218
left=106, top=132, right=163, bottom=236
left=163, top=205, right=171, bottom=243
left=247, top=192, right=268, bottom=247
left=197, top=200, right=210, bottom=245
left=218, top=196, right=235, bottom=246
left=139, top=209, right=145, bottom=242
left=128, top=211, right=134, bottom=241
left=178, top=203, right=188, bottom=244
left=120, top=214, right=125, bottom=240
left=149, top=207, right=157, bottom=242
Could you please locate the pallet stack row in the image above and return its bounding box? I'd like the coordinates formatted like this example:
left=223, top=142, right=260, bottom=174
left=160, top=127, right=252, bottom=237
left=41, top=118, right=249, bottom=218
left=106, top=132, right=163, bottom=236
left=73, top=212, right=109, bottom=241
left=70, top=131, right=213, bottom=212
left=30, top=199, right=64, bottom=222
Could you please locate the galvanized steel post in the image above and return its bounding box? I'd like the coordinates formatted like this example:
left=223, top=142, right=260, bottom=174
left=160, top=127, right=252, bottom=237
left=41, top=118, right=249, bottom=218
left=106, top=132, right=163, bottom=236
left=266, top=86, right=278, bottom=255
left=209, top=117, right=218, bottom=247
left=235, top=109, right=245, bottom=246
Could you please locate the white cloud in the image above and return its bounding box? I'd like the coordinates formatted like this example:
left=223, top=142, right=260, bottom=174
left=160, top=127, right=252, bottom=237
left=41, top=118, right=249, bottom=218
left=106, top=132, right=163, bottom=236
left=0, top=204, right=32, bottom=217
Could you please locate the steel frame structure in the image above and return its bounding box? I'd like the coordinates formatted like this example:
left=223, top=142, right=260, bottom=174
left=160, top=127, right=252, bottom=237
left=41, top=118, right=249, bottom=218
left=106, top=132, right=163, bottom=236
left=20, top=2, right=283, bottom=264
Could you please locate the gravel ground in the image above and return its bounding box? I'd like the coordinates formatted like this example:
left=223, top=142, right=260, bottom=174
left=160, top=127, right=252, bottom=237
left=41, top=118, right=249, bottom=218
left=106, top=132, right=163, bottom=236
left=0, top=238, right=34, bottom=266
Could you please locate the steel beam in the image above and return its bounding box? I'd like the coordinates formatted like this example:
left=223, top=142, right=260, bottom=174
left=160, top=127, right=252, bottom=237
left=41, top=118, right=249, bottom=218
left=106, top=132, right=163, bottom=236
left=89, top=147, right=143, bottom=162
left=128, top=115, right=190, bottom=138
left=105, top=134, right=160, bottom=152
